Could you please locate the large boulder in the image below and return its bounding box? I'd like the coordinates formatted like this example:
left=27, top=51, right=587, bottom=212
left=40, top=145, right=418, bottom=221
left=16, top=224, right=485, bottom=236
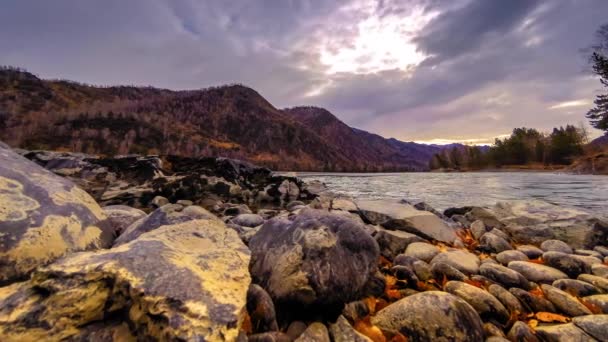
left=248, top=209, right=380, bottom=317
left=0, top=219, right=251, bottom=341
left=0, top=144, right=112, bottom=285
left=357, top=200, right=457, bottom=243
left=371, top=291, right=484, bottom=342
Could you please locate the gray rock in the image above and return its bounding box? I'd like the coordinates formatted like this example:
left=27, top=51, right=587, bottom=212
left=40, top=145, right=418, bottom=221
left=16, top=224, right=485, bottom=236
left=479, top=232, right=513, bottom=253
left=543, top=251, right=589, bottom=278
left=578, top=274, right=608, bottom=292
left=372, top=292, right=484, bottom=341
left=404, top=242, right=440, bottom=262
left=295, top=322, right=331, bottom=342
left=471, top=220, right=488, bottom=240
left=247, top=284, right=278, bottom=333
left=465, top=207, right=504, bottom=228
left=489, top=228, right=510, bottom=241
left=540, top=284, right=592, bottom=316
left=594, top=246, right=608, bottom=257
left=517, top=245, right=544, bottom=259
left=431, top=262, right=468, bottom=281
left=480, top=263, right=530, bottom=289
left=541, top=239, right=574, bottom=254
left=329, top=315, right=372, bottom=342
left=552, top=279, right=601, bottom=297
left=249, top=209, right=380, bottom=314
left=151, top=195, right=169, bottom=208
left=575, top=249, right=603, bottom=258
left=502, top=224, right=555, bottom=246
left=507, top=321, right=539, bottom=342
left=357, top=200, right=458, bottom=243
left=509, top=288, right=557, bottom=313
left=507, top=261, right=568, bottom=284
left=232, top=213, right=264, bottom=227
left=592, top=263, right=608, bottom=278
left=582, top=294, right=608, bottom=314
left=535, top=323, right=595, bottom=342
left=286, top=321, right=308, bottom=340
left=412, top=260, right=433, bottom=281
left=113, top=204, right=219, bottom=245
left=445, top=281, right=509, bottom=323
left=488, top=284, right=526, bottom=315
left=572, top=315, right=608, bottom=342
left=431, top=250, right=481, bottom=275
left=393, top=254, right=420, bottom=268
left=481, top=258, right=499, bottom=265
left=102, top=205, right=147, bottom=237
left=496, top=250, right=529, bottom=266
left=375, top=229, right=425, bottom=259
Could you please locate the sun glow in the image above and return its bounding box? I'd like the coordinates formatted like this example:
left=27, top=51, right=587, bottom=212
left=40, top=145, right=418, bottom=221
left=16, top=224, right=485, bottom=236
left=319, top=4, right=437, bottom=74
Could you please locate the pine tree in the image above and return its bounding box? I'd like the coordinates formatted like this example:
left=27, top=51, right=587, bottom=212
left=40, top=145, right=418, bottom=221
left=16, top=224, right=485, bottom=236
left=586, top=25, right=608, bottom=132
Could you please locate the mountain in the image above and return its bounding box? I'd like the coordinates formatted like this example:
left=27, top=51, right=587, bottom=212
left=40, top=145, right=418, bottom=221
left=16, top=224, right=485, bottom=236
left=0, top=66, right=443, bottom=171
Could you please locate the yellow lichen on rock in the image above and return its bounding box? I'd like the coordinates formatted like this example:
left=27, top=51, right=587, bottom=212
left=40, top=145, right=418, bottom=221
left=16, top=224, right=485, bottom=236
left=51, top=186, right=106, bottom=221
left=0, top=176, right=40, bottom=222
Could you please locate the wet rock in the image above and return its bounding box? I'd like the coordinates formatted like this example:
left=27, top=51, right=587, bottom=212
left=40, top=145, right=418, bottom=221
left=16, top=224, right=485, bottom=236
left=247, top=284, right=278, bottom=333
left=479, top=232, right=513, bottom=253
left=502, top=224, right=555, bottom=246
left=286, top=321, right=308, bottom=340
left=445, top=281, right=509, bottom=323
left=507, top=261, right=567, bottom=284
left=541, top=240, right=574, bottom=254
left=431, top=250, right=480, bottom=275
left=592, top=263, right=608, bottom=278
left=471, top=220, right=488, bottom=240
left=575, top=249, right=603, bottom=258
left=371, top=291, right=484, bottom=342
left=572, top=315, right=608, bottom=342
left=496, top=250, right=529, bottom=266
left=582, top=294, right=608, bottom=314
left=488, top=284, right=526, bottom=315
left=0, top=219, right=251, bottom=341
left=465, top=207, right=504, bottom=229
left=375, top=229, right=425, bottom=259
left=0, top=145, right=112, bottom=285
left=542, top=251, right=589, bottom=278
left=431, top=262, right=468, bottom=281
left=509, top=288, right=557, bottom=313
left=594, top=246, right=608, bottom=257
left=232, top=213, right=264, bottom=228
left=578, top=274, right=608, bottom=292
left=412, top=260, right=433, bottom=281
left=507, top=321, right=539, bottom=342
left=102, top=204, right=147, bottom=237
left=480, top=263, right=530, bottom=289
left=295, top=322, right=330, bottom=342
left=552, top=279, right=601, bottom=297
left=572, top=254, right=603, bottom=269
left=329, top=315, right=372, bottom=342
left=404, top=242, right=440, bottom=262
left=517, top=245, right=544, bottom=259
left=249, top=209, right=380, bottom=318
left=151, top=195, right=169, bottom=208
left=540, top=284, right=592, bottom=316
left=113, top=204, right=219, bottom=245
left=248, top=332, right=293, bottom=342
left=534, top=323, right=595, bottom=342
left=357, top=200, right=457, bottom=243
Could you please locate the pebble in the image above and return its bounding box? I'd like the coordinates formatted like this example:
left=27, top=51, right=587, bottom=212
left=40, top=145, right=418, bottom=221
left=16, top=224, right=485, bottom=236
left=540, top=284, right=593, bottom=316
left=591, top=263, right=608, bottom=278
left=488, top=284, right=526, bottom=314
left=578, top=274, right=608, bottom=292
left=516, top=245, right=544, bottom=259
left=295, top=322, right=331, bottom=342
left=496, top=250, right=529, bottom=266
left=540, top=239, right=574, bottom=254
left=552, top=279, right=601, bottom=297
left=507, top=261, right=567, bottom=284
left=507, top=321, right=539, bottom=342
left=480, top=263, right=530, bottom=289
left=582, top=294, right=608, bottom=314
left=509, top=288, right=557, bottom=313
left=404, top=242, right=440, bottom=263
left=445, top=281, right=509, bottom=323
left=572, top=315, right=608, bottom=342
left=479, top=233, right=513, bottom=253
left=542, top=251, right=589, bottom=278
left=431, top=262, right=468, bottom=281
left=430, top=250, right=481, bottom=275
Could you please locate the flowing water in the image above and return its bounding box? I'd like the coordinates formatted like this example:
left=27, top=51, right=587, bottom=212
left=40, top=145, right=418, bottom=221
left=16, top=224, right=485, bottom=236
left=293, top=172, right=608, bottom=217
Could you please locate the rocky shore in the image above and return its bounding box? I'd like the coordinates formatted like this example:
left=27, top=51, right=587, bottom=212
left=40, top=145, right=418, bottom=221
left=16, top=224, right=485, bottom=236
left=1, top=143, right=608, bottom=341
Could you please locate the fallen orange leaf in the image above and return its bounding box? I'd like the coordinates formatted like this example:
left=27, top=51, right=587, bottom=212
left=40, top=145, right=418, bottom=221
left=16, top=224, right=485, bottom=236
left=528, top=287, right=545, bottom=298
left=527, top=319, right=538, bottom=329
left=388, top=332, right=408, bottom=342
left=580, top=299, right=602, bottom=314
left=528, top=258, right=545, bottom=264
left=464, top=278, right=484, bottom=289
left=535, top=312, right=570, bottom=323
left=354, top=317, right=387, bottom=342
left=385, top=289, right=402, bottom=301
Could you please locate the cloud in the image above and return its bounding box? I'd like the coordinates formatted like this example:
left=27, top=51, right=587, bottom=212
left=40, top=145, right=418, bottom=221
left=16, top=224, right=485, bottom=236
left=549, top=100, right=592, bottom=110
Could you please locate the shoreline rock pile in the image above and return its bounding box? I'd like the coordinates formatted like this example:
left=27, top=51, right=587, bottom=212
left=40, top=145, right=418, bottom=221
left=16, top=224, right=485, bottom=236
left=1, top=145, right=607, bottom=341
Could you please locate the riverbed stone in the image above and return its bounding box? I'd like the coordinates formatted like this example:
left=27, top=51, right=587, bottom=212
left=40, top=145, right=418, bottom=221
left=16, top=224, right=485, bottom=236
left=552, top=279, right=601, bottom=297
left=249, top=209, right=380, bottom=317
left=507, top=321, right=539, bottom=342
left=542, top=251, right=589, bottom=278
left=404, top=242, right=440, bottom=262
left=431, top=250, right=480, bottom=275
left=371, top=291, right=484, bottom=342
left=470, top=220, right=487, bottom=240
left=534, top=323, right=595, bottom=342
left=540, top=284, right=592, bottom=316
left=0, top=219, right=251, bottom=341
left=412, top=260, right=433, bottom=281
left=578, top=274, right=608, bottom=292
left=0, top=144, right=112, bottom=285
left=517, top=245, right=544, bottom=259
left=464, top=207, right=504, bottom=229
left=247, top=284, right=278, bottom=333
left=479, top=232, right=513, bottom=253
left=445, top=281, right=509, bottom=323
left=375, top=229, right=425, bottom=259
left=232, top=213, right=264, bottom=227
left=592, top=263, right=608, bottom=278
left=488, top=284, right=526, bottom=314
left=357, top=200, right=458, bottom=243
left=541, top=240, right=574, bottom=254
left=502, top=224, right=555, bottom=246
left=583, top=294, right=608, bottom=314
left=329, top=315, right=372, bottom=342
left=509, top=288, right=557, bottom=313
left=572, top=315, right=608, bottom=341
left=594, top=246, right=608, bottom=257
left=102, top=205, right=147, bottom=237
left=508, top=261, right=568, bottom=284
left=295, top=322, right=331, bottom=342
left=496, top=250, right=529, bottom=265
left=480, top=263, right=530, bottom=289
left=575, top=249, right=603, bottom=258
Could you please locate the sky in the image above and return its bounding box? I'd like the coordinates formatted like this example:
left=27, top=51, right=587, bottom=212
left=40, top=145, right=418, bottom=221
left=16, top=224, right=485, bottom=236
left=1, top=0, right=607, bottom=144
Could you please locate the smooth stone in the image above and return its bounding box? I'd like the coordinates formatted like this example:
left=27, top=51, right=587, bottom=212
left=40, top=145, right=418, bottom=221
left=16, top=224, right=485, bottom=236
left=496, top=250, right=529, bottom=266
left=247, top=284, right=278, bottom=333
left=541, top=240, right=574, bottom=254
left=329, top=315, right=372, bottom=342
left=375, top=229, right=425, bottom=259
left=248, top=332, right=292, bottom=342
left=480, top=263, right=530, bottom=289
left=502, top=224, right=555, bottom=246
left=509, top=288, right=557, bottom=313
left=371, top=292, right=484, bottom=342
left=392, top=266, right=419, bottom=287
left=286, top=321, right=308, bottom=340
left=481, top=258, right=499, bottom=265
left=489, top=228, right=510, bottom=241
left=431, top=262, right=468, bottom=282
left=508, top=261, right=567, bottom=284
left=483, top=322, right=506, bottom=338
left=507, top=321, right=539, bottom=342
left=575, top=249, right=603, bottom=259
left=542, top=251, right=589, bottom=278
left=534, top=323, right=596, bottom=342
left=488, top=284, right=526, bottom=314
left=393, top=254, right=420, bottom=268
left=582, top=294, right=608, bottom=314
left=342, top=300, right=370, bottom=323
left=176, top=199, right=193, bottom=206
left=516, top=245, right=544, bottom=259
left=232, top=213, right=264, bottom=228
left=594, top=246, right=608, bottom=257
left=464, top=207, right=504, bottom=229
left=471, top=220, right=488, bottom=240
left=479, top=232, right=513, bottom=253
left=445, top=281, right=509, bottom=323
left=331, top=198, right=358, bottom=212
left=102, top=205, right=147, bottom=238
left=431, top=250, right=480, bottom=275
left=404, top=242, right=440, bottom=263
left=151, top=195, right=169, bottom=208
left=540, top=284, right=592, bottom=316
left=295, top=322, right=331, bottom=342
left=572, top=255, right=603, bottom=270
left=572, top=315, right=608, bottom=342
left=412, top=260, right=433, bottom=282
left=578, top=274, right=608, bottom=292
left=552, top=279, right=601, bottom=297
left=592, top=263, right=608, bottom=278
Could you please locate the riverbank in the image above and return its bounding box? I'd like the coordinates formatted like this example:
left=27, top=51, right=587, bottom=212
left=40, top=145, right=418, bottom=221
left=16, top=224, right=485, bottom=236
left=1, top=147, right=607, bottom=341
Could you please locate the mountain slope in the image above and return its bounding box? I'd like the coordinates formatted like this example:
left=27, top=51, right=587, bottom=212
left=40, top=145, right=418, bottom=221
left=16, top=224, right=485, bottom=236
left=1, top=67, right=440, bottom=171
